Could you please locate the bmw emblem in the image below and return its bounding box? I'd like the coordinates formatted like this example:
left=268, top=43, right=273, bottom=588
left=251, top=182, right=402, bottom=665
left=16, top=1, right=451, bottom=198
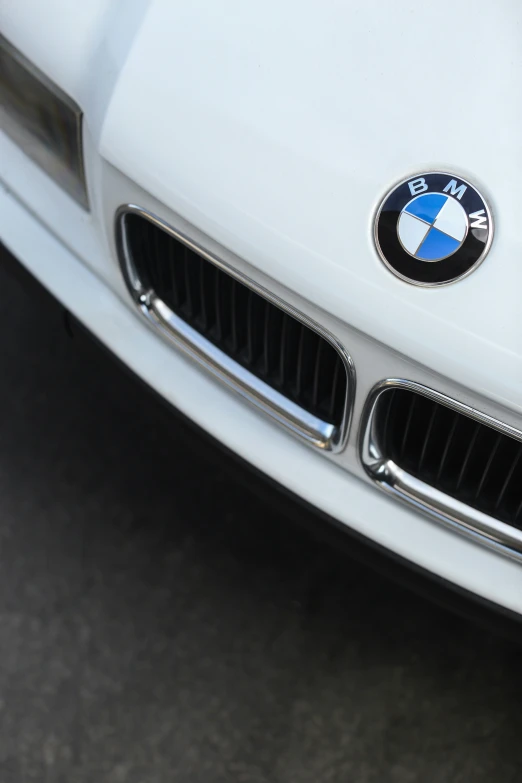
left=374, top=172, right=493, bottom=286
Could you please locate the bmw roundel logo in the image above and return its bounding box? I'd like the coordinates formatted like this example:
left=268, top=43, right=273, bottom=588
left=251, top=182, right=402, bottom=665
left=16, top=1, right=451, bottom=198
left=374, top=172, right=493, bottom=286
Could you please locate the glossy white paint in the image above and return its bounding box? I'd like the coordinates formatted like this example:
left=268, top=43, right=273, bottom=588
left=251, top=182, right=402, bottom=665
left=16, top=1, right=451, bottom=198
left=1, top=0, right=522, bottom=613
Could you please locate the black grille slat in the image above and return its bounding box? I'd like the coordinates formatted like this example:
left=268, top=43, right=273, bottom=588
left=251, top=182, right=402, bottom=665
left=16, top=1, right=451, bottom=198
left=278, top=313, right=288, bottom=388
left=494, top=449, right=521, bottom=514
left=514, top=496, right=522, bottom=523
left=125, top=213, right=347, bottom=426
left=262, top=301, right=271, bottom=377
left=311, top=339, right=324, bottom=413
left=213, top=265, right=222, bottom=342
left=295, top=325, right=307, bottom=401
left=152, top=222, right=166, bottom=296
left=183, top=246, right=194, bottom=319
left=166, top=232, right=179, bottom=309
left=474, top=433, right=502, bottom=501
left=399, top=393, right=417, bottom=462
left=246, top=290, right=264, bottom=367
left=150, top=221, right=160, bottom=288
left=230, top=278, right=238, bottom=354
left=455, top=422, right=481, bottom=493
left=435, top=412, right=459, bottom=483
left=374, top=388, right=522, bottom=529
left=328, top=358, right=342, bottom=422
left=417, top=404, right=438, bottom=473
left=377, top=388, right=399, bottom=460
left=198, top=257, right=208, bottom=331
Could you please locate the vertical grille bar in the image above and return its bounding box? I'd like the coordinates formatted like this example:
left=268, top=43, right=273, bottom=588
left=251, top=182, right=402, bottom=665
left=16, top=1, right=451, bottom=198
left=399, top=395, right=417, bottom=460
left=198, top=256, right=208, bottom=331
left=183, top=246, right=193, bottom=319
left=246, top=290, right=255, bottom=365
left=230, top=278, right=238, bottom=355
left=311, top=339, right=324, bottom=412
left=474, top=433, right=502, bottom=500
left=435, top=413, right=459, bottom=483
left=494, top=450, right=522, bottom=513
left=262, top=301, right=271, bottom=377
left=455, top=423, right=481, bottom=492
left=295, top=325, right=306, bottom=401
left=328, top=359, right=341, bottom=422
left=214, top=267, right=222, bottom=342
left=417, top=404, right=438, bottom=473
left=278, top=314, right=288, bottom=389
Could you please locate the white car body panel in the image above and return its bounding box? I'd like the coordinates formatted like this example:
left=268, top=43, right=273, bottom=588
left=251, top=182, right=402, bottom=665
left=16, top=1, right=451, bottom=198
left=1, top=0, right=522, bottom=614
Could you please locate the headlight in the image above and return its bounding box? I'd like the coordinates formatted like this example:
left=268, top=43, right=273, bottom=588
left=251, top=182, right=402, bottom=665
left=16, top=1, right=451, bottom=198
left=0, top=34, right=88, bottom=209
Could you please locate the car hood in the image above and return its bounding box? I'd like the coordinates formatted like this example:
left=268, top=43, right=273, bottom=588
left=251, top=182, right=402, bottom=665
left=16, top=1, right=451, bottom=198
left=5, top=0, right=522, bottom=413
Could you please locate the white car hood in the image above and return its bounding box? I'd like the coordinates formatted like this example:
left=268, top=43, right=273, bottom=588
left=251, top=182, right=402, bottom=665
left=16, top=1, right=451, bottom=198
left=4, top=0, right=522, bottom=411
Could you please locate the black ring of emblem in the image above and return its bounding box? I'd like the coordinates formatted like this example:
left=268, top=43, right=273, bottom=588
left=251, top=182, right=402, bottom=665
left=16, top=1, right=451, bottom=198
left=374, top=172, right=493, bottom=286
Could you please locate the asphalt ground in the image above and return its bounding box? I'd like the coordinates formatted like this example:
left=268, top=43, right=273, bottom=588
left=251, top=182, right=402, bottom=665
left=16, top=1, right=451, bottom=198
left=0, top=252, right=521, bottom=782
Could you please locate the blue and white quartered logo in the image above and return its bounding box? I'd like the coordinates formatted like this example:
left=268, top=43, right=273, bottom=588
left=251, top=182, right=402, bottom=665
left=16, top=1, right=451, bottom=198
left=374, top=173, right=493, bottom=286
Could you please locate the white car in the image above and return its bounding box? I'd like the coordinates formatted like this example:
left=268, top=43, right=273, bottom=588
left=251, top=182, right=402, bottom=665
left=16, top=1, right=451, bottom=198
left=1, top=1, right=521, bottom=627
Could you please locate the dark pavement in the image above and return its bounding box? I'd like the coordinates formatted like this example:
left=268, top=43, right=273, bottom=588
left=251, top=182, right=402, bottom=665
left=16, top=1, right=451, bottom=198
left=0, top=254, right=521, bottom=782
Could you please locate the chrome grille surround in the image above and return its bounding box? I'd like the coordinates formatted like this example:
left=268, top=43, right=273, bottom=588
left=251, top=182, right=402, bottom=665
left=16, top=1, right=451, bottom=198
left=116, top=205, right=355, bottom=452
left=360, top=379, right=522, bottom=562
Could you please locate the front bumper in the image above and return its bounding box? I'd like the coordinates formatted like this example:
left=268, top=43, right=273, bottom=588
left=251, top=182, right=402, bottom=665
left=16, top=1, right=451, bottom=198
left=2, top=237, right=522, bottom=641
left=1, top=170, right=521, bottom=619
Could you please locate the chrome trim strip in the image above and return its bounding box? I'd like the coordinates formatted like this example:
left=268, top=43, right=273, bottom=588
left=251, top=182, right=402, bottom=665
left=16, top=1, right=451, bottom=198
left=116, top=205, right=355, bottom=451
left=360, top=379, right=522, bottom=562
